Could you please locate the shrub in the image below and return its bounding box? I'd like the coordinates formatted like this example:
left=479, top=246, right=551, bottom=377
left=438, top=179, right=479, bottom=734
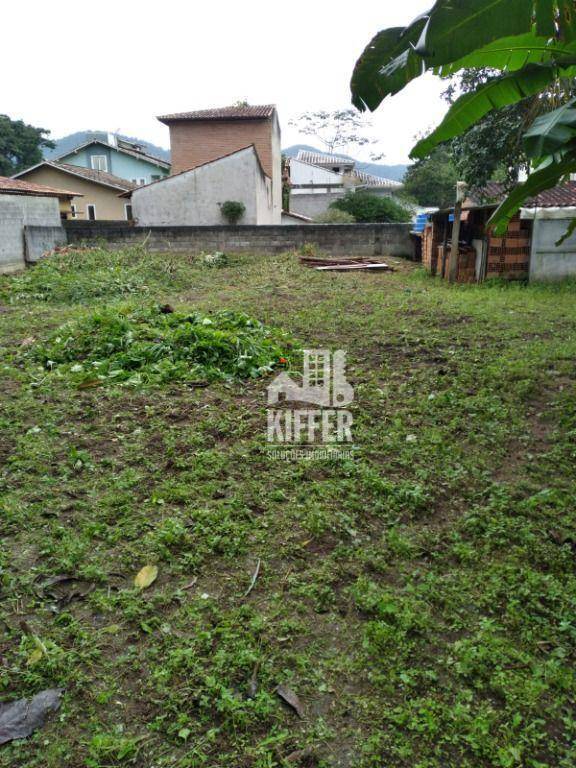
left=314, top=209, right=356, bottom=224
left=221, top=200, right=246, bottom=225
left=299, top=243, right=319, bottom=258
left=330, top=191, right=411, bottom=223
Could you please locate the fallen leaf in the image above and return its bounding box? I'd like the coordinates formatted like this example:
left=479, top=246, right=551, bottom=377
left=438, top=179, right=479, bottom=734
left=20, top=337, right=36, bottom=347
left=0, top=688, right=63, bottom=745
left=134, top=565, right=158, bottom=589
left=26, top=648, right=43, bottom=667
left=77, top=379, right=103, bottom=390
left=275, top=685, right=305, bottom=718
left=102, top=624, right=122, bottom=635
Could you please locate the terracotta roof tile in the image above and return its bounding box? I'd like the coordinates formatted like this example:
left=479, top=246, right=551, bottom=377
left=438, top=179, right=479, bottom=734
left=53, top=163, right=137, bottom=191
left=474, top=180, right=576, bottom=208
left=158, top=104, right=276, bottom=123
left=0, top=175, right=79, bottom=198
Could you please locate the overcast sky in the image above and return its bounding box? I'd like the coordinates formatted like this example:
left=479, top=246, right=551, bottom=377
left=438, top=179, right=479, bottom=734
left=5, top=0, right=447, bottom=165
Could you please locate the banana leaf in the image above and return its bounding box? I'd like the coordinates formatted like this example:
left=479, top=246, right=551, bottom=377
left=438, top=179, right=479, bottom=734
left=416, top=0, right=533, bottom=65
left=437, top=34, right=576, bottom=77
left=412, top=64, right=558, bottom=159
left=557, top=0, right=576, bottom=42
left=523, top=98, right=576, bottom=157
left=488, top=155, right=576, bottom=233
left=350, top=19, right=427, bottom=111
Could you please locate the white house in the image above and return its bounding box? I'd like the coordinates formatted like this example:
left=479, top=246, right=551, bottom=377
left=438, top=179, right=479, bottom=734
left=126, top=145, right=274, bottom=226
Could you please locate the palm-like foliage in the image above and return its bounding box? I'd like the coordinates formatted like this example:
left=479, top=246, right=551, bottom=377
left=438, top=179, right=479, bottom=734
left=351, top=1, right=576, bottom=232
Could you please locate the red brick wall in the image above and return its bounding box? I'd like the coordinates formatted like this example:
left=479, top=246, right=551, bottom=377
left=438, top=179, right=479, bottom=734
left=486, top=214, right=531, bottom=279
left=167, top=119, right=274, bottom=177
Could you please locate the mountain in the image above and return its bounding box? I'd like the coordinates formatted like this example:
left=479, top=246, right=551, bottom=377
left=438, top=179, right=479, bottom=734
left=282, top=144, right=408, bottom=182
left=44, top=131, right=170, bottom=162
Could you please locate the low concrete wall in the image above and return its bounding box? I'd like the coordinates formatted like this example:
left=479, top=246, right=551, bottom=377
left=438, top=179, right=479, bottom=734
left=64, top=221, right=413, bottom=257
left=24, top=225, right=67, bottom=263
left=0, top=194, right=61, bottom=273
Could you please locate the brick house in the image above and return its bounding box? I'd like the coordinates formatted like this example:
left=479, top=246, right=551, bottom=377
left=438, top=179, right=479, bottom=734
left=157, top=104, right=282, bottom=223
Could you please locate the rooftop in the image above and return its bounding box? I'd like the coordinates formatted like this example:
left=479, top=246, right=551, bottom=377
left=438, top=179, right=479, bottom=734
left=13, top=162, right=137, bottom=192
left=354, top=169, right=403, bottom=189
left=158, top=104, right=276, bottom=123
left=471, top=180, right=576, bottom=209
left=51, top=162, right=138, bottom=191
left=0, top=175, right=79, bottom=198
left=57, top=138, right=170, bottom=170
left=296, top=150, right=354, bottom=167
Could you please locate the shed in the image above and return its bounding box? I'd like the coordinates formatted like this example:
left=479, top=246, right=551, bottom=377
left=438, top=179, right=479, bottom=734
left=422, top=182, right=576, bottom=282
left=0, top=176, right=79, bottom=273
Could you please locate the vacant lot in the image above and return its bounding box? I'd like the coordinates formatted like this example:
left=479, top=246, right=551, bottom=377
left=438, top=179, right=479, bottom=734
left=1, top=247, right=575, bottom=768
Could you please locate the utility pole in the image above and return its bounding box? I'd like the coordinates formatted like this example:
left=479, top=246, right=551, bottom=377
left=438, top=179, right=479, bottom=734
left=449, top=181, right=467, bottom=283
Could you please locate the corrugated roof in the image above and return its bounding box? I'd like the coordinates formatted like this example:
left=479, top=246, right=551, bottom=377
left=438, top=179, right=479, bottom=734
left=297, top=150, right=353, bottom=166
left=0, top=175, right=79, bottom=198
left=354, top=169, right=403, bottom=189
left=158, top=104, right=276, bottom=123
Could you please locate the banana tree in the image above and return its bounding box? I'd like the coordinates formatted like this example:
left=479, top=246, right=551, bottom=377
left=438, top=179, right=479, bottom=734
left=351, top=0, right=576, bottom=233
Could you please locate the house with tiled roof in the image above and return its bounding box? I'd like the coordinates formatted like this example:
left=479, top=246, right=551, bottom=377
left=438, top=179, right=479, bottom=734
left=13, top=161, right=137, bottom=220
left=287, top=149, right=403, bottom=219
left=55, top=133, right=170, bottom=187
left=0, top=176, right=80, bottom=273
left=158, top=104, right=281, bottom=223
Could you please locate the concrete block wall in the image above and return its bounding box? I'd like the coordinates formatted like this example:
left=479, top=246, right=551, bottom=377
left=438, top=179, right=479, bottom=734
left=289, top=190, right=347, bottom=219
left=0, top=194, right=61, bottom=273
left=64, top=222, right=414, bottom=258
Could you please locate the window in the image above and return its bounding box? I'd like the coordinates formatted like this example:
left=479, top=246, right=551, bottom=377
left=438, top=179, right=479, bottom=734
left=70, top=204, right=77, bottom=219
left=151, top=175, right=161, bottom=182
left=86, top=204, right=96, bottom=221
left=131, top=178, right=146, bottom=186
left=125, top=204, right=133, bottom=221
left=90, top=155, right=108, bottom=172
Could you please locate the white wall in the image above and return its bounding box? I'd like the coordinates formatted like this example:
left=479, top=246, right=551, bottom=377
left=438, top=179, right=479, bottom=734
left=132, top=147, right=273, bottom=226
left=0, top=194, right=61, bottom=273
left=290, top=158, right=344, bottom=188
left=530, top=215, right=576, bottom=280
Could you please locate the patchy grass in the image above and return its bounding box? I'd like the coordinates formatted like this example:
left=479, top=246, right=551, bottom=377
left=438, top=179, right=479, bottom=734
left=1, top=248, right=576, bottom=768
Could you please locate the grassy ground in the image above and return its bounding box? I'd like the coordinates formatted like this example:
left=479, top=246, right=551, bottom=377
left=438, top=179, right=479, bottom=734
left=1, top=246, right=576, bottom=768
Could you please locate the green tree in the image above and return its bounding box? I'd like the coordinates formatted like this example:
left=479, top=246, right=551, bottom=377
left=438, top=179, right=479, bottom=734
left=350, top=1, right=576, bottom=233
left=403, top=147, right=458, bottom=207
left=331, top=191, right=411, bottom=223
left=0, top=115, right=55, bottom=176
left=443, top=67, right=576, bottom=192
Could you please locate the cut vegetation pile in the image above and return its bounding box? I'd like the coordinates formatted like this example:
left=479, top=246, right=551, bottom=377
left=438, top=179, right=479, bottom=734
left=31, top=305, right=293, bottom=387
left=1, top=246, right=204, bottom=304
